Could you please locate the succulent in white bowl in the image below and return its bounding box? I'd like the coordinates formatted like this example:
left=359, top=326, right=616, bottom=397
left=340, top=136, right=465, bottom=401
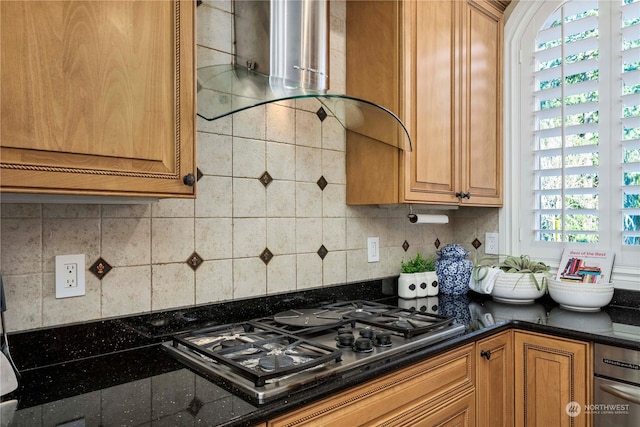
left=472, top=255, right=551, bottom=304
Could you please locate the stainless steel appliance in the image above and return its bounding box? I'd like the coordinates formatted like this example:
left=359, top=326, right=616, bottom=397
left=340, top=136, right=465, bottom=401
left=163, top=300, right=465, bottom=404
left=594, top=343, right=640, bottom=426
left=196, top=0, right=412, bottom=151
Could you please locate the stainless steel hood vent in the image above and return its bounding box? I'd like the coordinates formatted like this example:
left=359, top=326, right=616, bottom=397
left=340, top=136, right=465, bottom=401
left=196, top=0, right=411, bottom=151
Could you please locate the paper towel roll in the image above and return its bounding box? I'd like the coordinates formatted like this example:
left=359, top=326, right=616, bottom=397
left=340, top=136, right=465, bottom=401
left=408, top=214, right=449, bottom=224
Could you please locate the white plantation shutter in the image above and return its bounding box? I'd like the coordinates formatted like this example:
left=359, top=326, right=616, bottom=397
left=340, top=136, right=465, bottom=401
left=507, top=0, right=640, bottom=284
left=621, top=0, right=640, bottom=247
left=533, top=0, right=601, bottom=244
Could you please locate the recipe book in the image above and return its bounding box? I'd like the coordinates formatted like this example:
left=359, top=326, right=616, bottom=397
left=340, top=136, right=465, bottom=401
left=556, top=247, right=615, bottom=284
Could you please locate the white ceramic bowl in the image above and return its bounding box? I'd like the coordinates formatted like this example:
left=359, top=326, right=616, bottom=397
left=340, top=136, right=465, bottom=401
left=548, top=279, right=614, bottom=312
left=490, top=273, right=547, bottom=304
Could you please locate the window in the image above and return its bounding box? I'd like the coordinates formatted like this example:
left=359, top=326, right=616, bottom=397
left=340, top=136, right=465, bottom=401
left=504, top=0, right=640, bottom=287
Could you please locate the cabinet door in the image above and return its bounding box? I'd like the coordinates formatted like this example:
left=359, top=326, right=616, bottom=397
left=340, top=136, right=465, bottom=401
left=403, top=0, right=460, bottom=204
left=514, top=331, right=592, bottom=427
left=0, top=0, right=196, bottom=198
left=459, top=0, right=503, bottom=206
left=476, top=330, right=514, bottom=427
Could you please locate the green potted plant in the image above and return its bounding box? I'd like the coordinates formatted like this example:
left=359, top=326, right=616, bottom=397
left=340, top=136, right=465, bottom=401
left=399, top=253, right=437, bottom=298
left=471, top=254, right=550, bottom=303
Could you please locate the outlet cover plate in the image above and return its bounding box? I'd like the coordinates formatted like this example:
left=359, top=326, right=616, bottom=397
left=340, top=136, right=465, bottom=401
left=55, top=254, right=86, bottom=298
left=485, top=233, right=499, bottom=255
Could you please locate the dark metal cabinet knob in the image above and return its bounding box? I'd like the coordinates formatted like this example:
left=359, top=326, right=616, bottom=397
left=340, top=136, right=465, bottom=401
left=480, top=349, right=491, bottom=360
left=183, top=173, right=196, bottom=187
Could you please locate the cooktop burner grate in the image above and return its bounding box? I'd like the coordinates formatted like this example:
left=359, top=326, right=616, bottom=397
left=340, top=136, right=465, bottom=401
left=170, top=322, right=342, bottom=387
left=321, top=300, right=455, bottom=338
left=163, top=300, right=466, bottom=404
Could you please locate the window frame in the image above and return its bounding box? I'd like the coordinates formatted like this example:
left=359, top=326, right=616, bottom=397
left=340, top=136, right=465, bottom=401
left=503, top=0, right=640, bottom=289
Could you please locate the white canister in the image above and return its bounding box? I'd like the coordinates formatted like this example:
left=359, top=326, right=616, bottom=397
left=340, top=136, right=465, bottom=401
left=398, top=273, right=418, bottom=299
left=416, top=272, right=439, bottom=297
left=426, top=271, right=439, bottom=296
left=415, top=272, right=428, bottom=297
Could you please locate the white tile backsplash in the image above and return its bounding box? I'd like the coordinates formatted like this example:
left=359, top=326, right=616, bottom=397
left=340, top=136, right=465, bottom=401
left=102, top=266, right=152, bottom=318
left=196, top=259, right=233, bottom=304
left=198, top=131, right=233, bottom=176
left=0, top=0, right=498, bottom=332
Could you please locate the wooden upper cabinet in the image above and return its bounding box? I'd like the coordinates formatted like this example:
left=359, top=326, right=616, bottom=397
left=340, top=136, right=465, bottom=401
left=459, top=0, right=504, bottom=206
left=0, top=0, right=196, bottom=198
left=346, top=0, right=504, bottom=206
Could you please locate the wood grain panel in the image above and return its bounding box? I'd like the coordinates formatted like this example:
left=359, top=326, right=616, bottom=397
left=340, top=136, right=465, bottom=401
left=514, top=331, right=592, bottom=427
left=269, top=344, right=475, bottom=426
left=0, top=0, right=196, bottom=197
left=476, top=331, right=514, bottom=427
left=461, top=0, right=503, bottom=205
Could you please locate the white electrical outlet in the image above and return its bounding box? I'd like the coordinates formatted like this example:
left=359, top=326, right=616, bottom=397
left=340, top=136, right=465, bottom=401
left=64, top=263, right=78, bottom=288
left=485, top=233, right=499, bottom=255
left=367, top=237, right=380, bottom=263
left=56, top=254, right=86, bottom=298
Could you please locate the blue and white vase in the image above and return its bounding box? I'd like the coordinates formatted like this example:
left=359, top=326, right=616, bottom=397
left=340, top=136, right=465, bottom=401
left=435, top=244, right=473, bottom=295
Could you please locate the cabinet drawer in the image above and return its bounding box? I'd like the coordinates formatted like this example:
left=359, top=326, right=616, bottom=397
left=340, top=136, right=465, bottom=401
left=269, top=344, right=475, bottom=426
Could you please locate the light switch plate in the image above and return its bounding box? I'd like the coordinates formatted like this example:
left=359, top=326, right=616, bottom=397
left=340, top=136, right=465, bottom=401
left=367, top=237, right=380, bottom=263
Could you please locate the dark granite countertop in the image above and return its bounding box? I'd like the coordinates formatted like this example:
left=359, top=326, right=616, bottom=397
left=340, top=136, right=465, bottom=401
left=3, top=279, right=639, bottom=427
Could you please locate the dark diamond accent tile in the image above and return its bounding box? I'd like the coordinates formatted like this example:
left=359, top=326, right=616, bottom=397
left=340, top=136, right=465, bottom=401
left=186, top=252, right=204, bottom=271
left=434, top=238, right=441, bottom=249
left=317, top=176, right=328, bottom=191
left=402, top=240, right=410, bottom=252
left=260, top=248, right=274, bottom=265
left=196, top=168, right=204, bottom=182
left=472, top=238, right=482, bottom=249
left=259, top=171, right=273, bottom=187
left=89, top=258, right=112, bottom=280
left=317, top=245, right=328, bottom=259
left=187, top=397, right=204, bottom=417
left=316, top=107, right=328, bottom=122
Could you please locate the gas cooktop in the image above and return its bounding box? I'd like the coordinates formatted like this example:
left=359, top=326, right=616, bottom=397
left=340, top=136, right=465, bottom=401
left=163, top=300, right=465, bottom=404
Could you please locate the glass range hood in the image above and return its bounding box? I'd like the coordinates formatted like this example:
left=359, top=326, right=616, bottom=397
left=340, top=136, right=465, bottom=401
left=196, top=0, right=411, bottom=151
left=196, top=64, right=412, bottom=151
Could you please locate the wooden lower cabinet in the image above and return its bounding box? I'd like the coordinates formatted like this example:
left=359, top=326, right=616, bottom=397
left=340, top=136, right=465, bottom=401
left=267, top=330, right=592, bottom=427
left=476, top=330, right=514, bottom=427
left=514, top=331, right=592, bottom=427
left=268, top=344, right=475, bottom=426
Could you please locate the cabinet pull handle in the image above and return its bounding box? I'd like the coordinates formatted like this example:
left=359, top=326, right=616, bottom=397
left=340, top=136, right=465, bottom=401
left=183, top=173, right=196, bottom=187
left=455, top=192, right=472, bottom=199
left=480, top=349, right=491, bottom=360
left=599, top=383, right=640, bottom=405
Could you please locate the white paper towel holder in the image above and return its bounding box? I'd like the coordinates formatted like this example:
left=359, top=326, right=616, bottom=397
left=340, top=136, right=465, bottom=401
left=407, top=213, right=449, bottom=224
